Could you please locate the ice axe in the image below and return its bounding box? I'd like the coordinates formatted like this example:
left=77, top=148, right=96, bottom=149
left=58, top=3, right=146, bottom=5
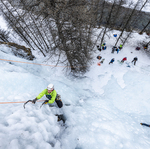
left=140, top=123, right=150, bottom=127
left=23, top=100, right=33, bottom=109
left=40, top=100, right=49, bottom=108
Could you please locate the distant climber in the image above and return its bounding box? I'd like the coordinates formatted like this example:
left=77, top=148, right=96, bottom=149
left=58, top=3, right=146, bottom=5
left=135, top=47, right=140, bottom=51
left=101, top=43, right=106, bottom=47
left=118, top=44, right=123, bottom=50
left=113, top=34, right=117, bottom=37
left=97, top=55, right=102, bottom=60
left=111, top=46, right=117, bottom=53
left=131, top=57, right=138, bottom=65
left=121, top=57, right=127, bottom=63
left=32, top=84, right=63, bottom=108
left=109, top=58, right=115, bottom=64
left=101, top=43, right=107, bottom=50
left=97, top=45, right=101, bottom=52
left=116, top=48, right=119, bottom=54
left=143, top=44, right=148, bottom=50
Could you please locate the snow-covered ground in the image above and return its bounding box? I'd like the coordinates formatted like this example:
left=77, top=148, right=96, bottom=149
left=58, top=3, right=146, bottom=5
left=0, top=0, right=150, bottom=148
left=107, top=0, right=150, bottom=12
left=130, top=0, right=150, bottom=12
left=0, top=29, right=150, bottom=149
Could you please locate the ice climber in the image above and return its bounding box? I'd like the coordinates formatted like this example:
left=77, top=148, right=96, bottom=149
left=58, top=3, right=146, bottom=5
left=32, top=84, right=63, bottom=108
left=121, top=57, right=127, bottom=63
left=109, top=58, right=115, bottom=64
left=131, top=57, right=138, bottom=65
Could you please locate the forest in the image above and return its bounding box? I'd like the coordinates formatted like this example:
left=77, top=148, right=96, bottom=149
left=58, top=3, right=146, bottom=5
left=0, top=0, right=150, bottom=74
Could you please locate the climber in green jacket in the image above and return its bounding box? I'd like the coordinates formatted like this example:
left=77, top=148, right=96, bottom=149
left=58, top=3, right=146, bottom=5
left=32, top=84, right=63, bottom=108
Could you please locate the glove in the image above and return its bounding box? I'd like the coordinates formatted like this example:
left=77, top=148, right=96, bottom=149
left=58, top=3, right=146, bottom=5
left=32, top=98, right=37, bottom=104
left=44, top=100, right=49, bottom=104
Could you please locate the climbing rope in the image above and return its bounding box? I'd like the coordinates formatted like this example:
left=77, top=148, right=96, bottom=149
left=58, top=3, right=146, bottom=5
left=0, top=58, right=91, bottom=68
left=0, top=100, right=45, bottom=104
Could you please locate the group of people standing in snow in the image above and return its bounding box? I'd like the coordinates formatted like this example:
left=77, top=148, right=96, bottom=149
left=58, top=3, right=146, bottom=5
left=111, top=45, right=122, bottom=54
left=96, top=43, right=138, bottom=66
left=108, top=57, right=138, bottom=65
left=97, top=43, right=107, bottom=52
left=97, top=43, right=122, bottom=54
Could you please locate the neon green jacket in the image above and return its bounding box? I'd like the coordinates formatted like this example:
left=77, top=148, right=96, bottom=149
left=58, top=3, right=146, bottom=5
left=36, top=89, right=57, bottom=104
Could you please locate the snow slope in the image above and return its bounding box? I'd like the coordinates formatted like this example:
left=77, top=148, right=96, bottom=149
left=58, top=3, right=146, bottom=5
left=0, top=31, right=150, bottom=149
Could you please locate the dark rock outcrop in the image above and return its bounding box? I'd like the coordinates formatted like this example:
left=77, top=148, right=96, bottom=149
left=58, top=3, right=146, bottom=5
left=0, top=41, right=35, bottom=60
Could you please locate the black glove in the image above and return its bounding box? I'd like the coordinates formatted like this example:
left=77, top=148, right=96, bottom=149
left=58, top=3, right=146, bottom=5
left=32, top=98, right=37, bottom=104
left=44, top=100, right=49, bottom=104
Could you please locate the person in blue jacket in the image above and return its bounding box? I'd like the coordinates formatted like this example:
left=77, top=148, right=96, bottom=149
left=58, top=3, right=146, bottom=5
left=109, top=58, right=115, bottom=64
left=116, top=48, right=119, bottom=54
left=101, top=43, right=107, bottom=50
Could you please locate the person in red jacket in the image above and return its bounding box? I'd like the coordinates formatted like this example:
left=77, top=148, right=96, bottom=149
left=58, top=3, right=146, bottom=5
left=121, top=57, right=127, bottom=63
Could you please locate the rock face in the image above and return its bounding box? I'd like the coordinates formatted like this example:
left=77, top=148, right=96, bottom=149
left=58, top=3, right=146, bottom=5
left=0, top=41, right=35, bottom=60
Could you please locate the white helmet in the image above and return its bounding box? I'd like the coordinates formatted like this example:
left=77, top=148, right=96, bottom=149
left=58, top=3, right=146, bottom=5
left=47, top=84, right=54, bottom=90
